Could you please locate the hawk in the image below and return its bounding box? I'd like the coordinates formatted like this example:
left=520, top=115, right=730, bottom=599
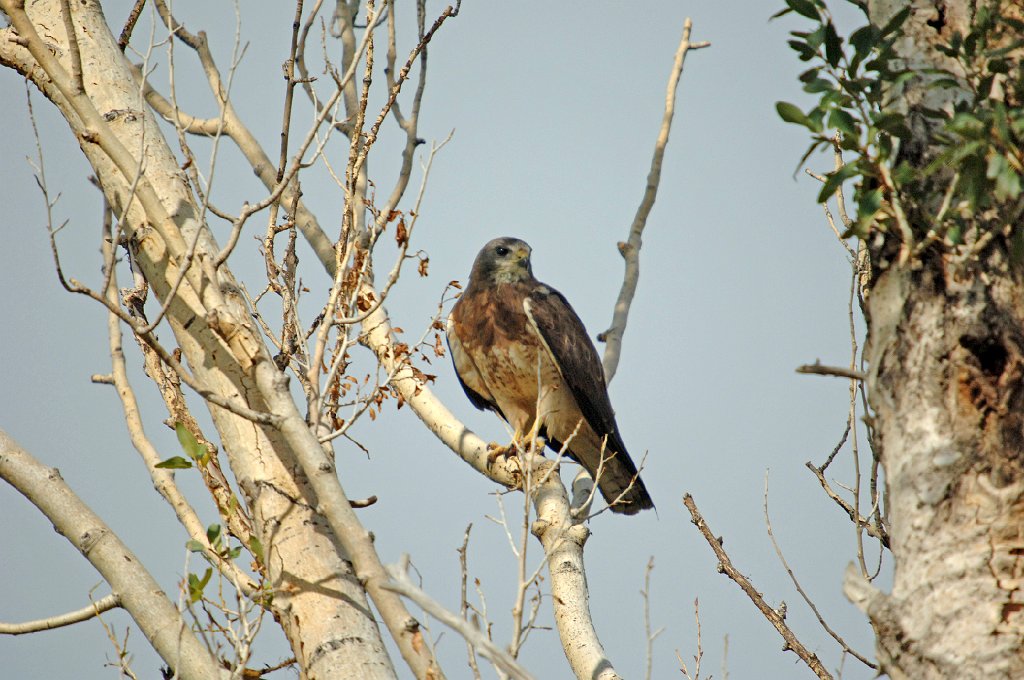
left=446, top=237, right=654, bottom=515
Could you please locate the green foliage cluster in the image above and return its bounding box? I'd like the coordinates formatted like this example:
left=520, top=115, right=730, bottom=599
left=775, top=0, right=1024, bottom=247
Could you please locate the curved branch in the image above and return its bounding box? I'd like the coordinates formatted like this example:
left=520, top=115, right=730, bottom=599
left=0, top=430, right=229, bottom=680
left=0, top=593, right=120, bottom=635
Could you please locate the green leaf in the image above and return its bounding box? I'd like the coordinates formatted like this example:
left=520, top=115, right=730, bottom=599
left=804, top=78, right=836, bottom=94
left=806, top=24, right=826, bottom=51
left=155, top=456, right=193, bottom=470
left=806, top=107, right=826, bottom=133
left=849, top=25, right=879, bottom=58
left=185, top=539, right=206, bottom=553
left=206, top=523, right=222, bottom=546
left=788, top=40, right=818, bottom=61
left=880, top=7, right=910, bottom=37
left=989, top=155, right=1021, bottom=200
left=776, top=101, right=811, bottom=127
left=175, top=423, right=206, bottom=462
left=786, top=0, right=820, bottom=20
left=188, top=568, right=213, bottom=603
left=947, top=223, right=963, bottom=244
left=249, top=536, right=265, bottom=565
left=873, top=111, right=912, bottom=139
left=850, top=187, right=884, bottom=237
left=828, top=109, right=859, bottom=137
left=824, top=22, right=843, bottom=67
left=817, top=163, right=862, bottom=203
left=995, top=169, right=1021, bottom=201
left=798, top=67, right=821, bottom=83
left=794, top=139, right=828, bottom=177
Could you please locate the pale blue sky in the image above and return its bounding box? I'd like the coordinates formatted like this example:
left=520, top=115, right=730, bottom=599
left=1, top=2, right=883, bottom=678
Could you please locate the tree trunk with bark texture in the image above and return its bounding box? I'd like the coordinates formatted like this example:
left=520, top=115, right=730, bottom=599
left=848, top=1, right=1024, bottom=677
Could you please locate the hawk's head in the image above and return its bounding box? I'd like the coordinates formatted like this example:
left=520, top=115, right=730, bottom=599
left=470, top=237, right=533, bottom=286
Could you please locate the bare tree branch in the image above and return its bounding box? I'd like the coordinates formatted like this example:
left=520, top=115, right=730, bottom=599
left=382, top=560, right=534, bottom=680
left=0, top=593, right=120, bottom=635
left=763, top=474, right=876, bottom=669
left=796, top=363, right=867, bottom=380
left=683, top=493, right=833, bottom=680
left=0, top=430, right=229, bottom=680
left=600, top=17, right=709, bottom=380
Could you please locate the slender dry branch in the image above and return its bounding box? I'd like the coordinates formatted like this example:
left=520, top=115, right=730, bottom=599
left=0, top=430, right=229, bottom=680
left=763, top=475, right=877, bottom=669
left=796, top=363, right=866, bottom=380
left=0, top=593, right=120, bottom=635
left=676, top=598, right=704, bottom=680
left=805, top=462, right=890, bottom=548
left=600, top=17, right=709, bottom=381
left=457, top=524, right=484, bottom=680
left=641, top=557, right=665, bottom=680
left=382, top=564, right=534, bottom=680
left=683, top=493, right=833, bottom=680
left=117, top=0, right=147, bottom=51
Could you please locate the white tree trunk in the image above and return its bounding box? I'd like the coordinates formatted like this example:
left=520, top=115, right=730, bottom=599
left=0, top=2, right=395, bottom=677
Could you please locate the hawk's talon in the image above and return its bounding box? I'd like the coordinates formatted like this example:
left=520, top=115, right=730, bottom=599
left=485, top=442, right=514, bottom=469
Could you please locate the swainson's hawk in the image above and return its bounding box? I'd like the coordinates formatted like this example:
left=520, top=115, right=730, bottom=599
left=447, top=237, right=654, bottom=515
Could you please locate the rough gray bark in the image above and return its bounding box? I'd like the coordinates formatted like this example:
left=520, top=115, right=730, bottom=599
left=847, top=1, right=1024, bottom=677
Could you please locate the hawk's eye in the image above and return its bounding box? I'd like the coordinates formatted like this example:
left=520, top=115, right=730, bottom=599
left=495, top=246, right=510, bottom=257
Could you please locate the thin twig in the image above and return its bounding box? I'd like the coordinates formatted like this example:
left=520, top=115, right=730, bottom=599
left=763, top=474, right=877, bottom=669
left=457, top=524, right=484, bottom=680
left=805, top=463, right=890, bottom=548
left=382, top=567, right=535, bottom=680
left=796, top=363, right=866, bottom=380
left=683, top=493, right=833, bottom=680
left=118, top=0, right=148, bottom=51
left=641, top=557, right=665, bottom=680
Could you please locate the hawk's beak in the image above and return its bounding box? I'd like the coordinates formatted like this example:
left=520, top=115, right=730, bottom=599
left=514, top=246, right=530, bottom=263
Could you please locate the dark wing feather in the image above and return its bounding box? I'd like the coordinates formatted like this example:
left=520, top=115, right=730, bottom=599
left=525, top=285, right=653, bottom=513
left=523, top=286, right=630, bottom=458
